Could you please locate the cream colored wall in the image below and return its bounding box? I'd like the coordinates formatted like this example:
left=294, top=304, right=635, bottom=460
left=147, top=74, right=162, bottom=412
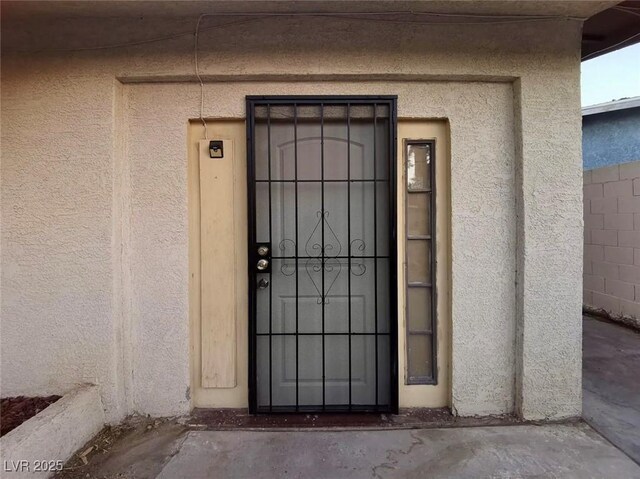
left=189, top=121, right=249, bottom=408
left=398, top=120, right=450, bottom=408
left=1, top=11, right=584, bottom=421
left=189, top=119, right=449, bottom=409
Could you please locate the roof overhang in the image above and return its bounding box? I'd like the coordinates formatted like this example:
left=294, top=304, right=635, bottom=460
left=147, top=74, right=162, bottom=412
left=0, top=0, right=620, bottom=19
left=582, top=1, right=640, bottom=61
left=3, top=0, right=638, bottom=60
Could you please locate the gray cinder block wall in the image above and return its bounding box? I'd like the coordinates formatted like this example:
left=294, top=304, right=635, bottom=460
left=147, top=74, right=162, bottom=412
left=584, top=160, right=640, bottom=319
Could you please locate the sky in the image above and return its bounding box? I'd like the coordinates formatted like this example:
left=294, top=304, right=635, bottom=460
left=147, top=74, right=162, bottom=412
left=581, top=43, right=640, bottom=107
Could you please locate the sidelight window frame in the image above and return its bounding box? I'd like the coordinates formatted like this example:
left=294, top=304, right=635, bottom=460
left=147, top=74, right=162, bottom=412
left=404, top=139, right=437, bottom=385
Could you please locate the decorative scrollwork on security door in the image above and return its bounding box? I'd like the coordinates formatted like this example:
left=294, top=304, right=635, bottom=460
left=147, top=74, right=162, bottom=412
left=350, top=239, right=367, bottom=276
left=279, top=239, right=297, bottom=276
left=277, top=210, right=367, bottom=304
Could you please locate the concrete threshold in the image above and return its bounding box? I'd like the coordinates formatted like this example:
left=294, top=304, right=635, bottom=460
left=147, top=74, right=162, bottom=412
left=188, top=407, right=532, bottom=432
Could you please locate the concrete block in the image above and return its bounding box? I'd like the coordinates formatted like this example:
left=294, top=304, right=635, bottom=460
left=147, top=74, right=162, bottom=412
left=591, top=229, right=617, bottom=246
left=584, top=198, right=591, bottom=216
left=583, top=170, right=592, bottom=185
left=592, top=261, right=619, bottom=280
left=591, top=165, right=619, bottom=183
left=584, top=228, right=590, bottom=244
left=583, top=258, right=592, bottom=275
left=585, top=244, right=604, bottom=262
left=584, top=274, right=605, bottom=293
left=619, top=264, right=640, bottom=284
left=590, top=197, right=618, bottom=214
left=604, top=246, right=634, bottom=265
left=584, top=183, right=603, bottom=199
left=605, top=278, right=635, bottom=301
left=635, top=249, right=640, bottom=266
left=620, top=298, right=640, bottom=318
left=591, top=292, right=622, bottom=314
left=0, top=385, right=105, bottom=479
left=583, top=290, right=593, bottom=305
left=604, top=213, right=633, bottom=231
left=585, top=214, right=604, bottom=230
left=603, top=180, right=632, bottom=198
left=619, top=161, right=640, bottom=180
left=634, top=214, right=640, bottom=230
left=633, top=178, right=640, bottom=196
left=618, top=230, right=640, bottom=248
left=618, top=196, right=640, bottom=213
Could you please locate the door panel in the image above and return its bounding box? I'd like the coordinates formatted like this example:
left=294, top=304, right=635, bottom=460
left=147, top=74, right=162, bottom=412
left=247, top=97, right=397, bottom=413
left=189, top=119, right=249, bottom=408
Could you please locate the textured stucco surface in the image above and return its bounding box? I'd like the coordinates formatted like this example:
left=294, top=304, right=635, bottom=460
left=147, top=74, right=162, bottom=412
left=514, top=65, right=584, bottom=418
left=0, top=68, right=123, bottom=419
left=1, top=9, right=584, bottom=420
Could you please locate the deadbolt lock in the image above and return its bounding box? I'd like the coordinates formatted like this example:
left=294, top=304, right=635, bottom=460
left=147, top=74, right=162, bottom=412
left=255, top=242, right=271, bottom=272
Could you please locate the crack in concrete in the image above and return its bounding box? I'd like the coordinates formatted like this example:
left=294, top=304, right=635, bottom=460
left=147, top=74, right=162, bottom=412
left=371, top=430, right=425, bottom=478
left=156, top=430, right=190, bottom=476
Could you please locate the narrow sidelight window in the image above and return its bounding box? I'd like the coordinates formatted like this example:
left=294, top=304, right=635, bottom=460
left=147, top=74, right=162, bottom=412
left=405, top=141, right=436, bottom=384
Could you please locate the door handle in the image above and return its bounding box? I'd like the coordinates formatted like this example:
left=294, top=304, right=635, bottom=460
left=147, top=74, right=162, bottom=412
left=257, top=259, right=269, bottom=271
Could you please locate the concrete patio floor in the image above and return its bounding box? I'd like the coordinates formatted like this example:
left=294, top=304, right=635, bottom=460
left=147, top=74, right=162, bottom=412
left=156, top=423, right=639, bottom=478
left=56, top=316, right=640, bottom=478
left=583, top=315, right=640, bottom=464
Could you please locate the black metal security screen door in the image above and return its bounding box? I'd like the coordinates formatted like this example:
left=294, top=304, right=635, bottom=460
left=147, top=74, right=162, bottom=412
left=247, top=96, right=398, bottom=413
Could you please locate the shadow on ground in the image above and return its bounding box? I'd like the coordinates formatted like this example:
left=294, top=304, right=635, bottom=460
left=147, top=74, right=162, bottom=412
left=55, top=417, right=187, bottom=479
left=583, top=315, right=640, bottom=464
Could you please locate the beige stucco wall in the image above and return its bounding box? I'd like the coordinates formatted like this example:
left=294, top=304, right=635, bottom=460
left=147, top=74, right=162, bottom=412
left=1, top=10, right=584, bottom=421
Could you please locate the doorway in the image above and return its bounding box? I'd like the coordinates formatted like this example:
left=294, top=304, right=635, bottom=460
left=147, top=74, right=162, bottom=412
left=246, top=96, right=398, bottom=413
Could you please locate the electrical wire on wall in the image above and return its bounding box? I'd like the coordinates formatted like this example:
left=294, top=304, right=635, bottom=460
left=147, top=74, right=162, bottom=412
left=194, top=14, right=208, bottom=139
left=193, top=15, right=273, bottom=139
